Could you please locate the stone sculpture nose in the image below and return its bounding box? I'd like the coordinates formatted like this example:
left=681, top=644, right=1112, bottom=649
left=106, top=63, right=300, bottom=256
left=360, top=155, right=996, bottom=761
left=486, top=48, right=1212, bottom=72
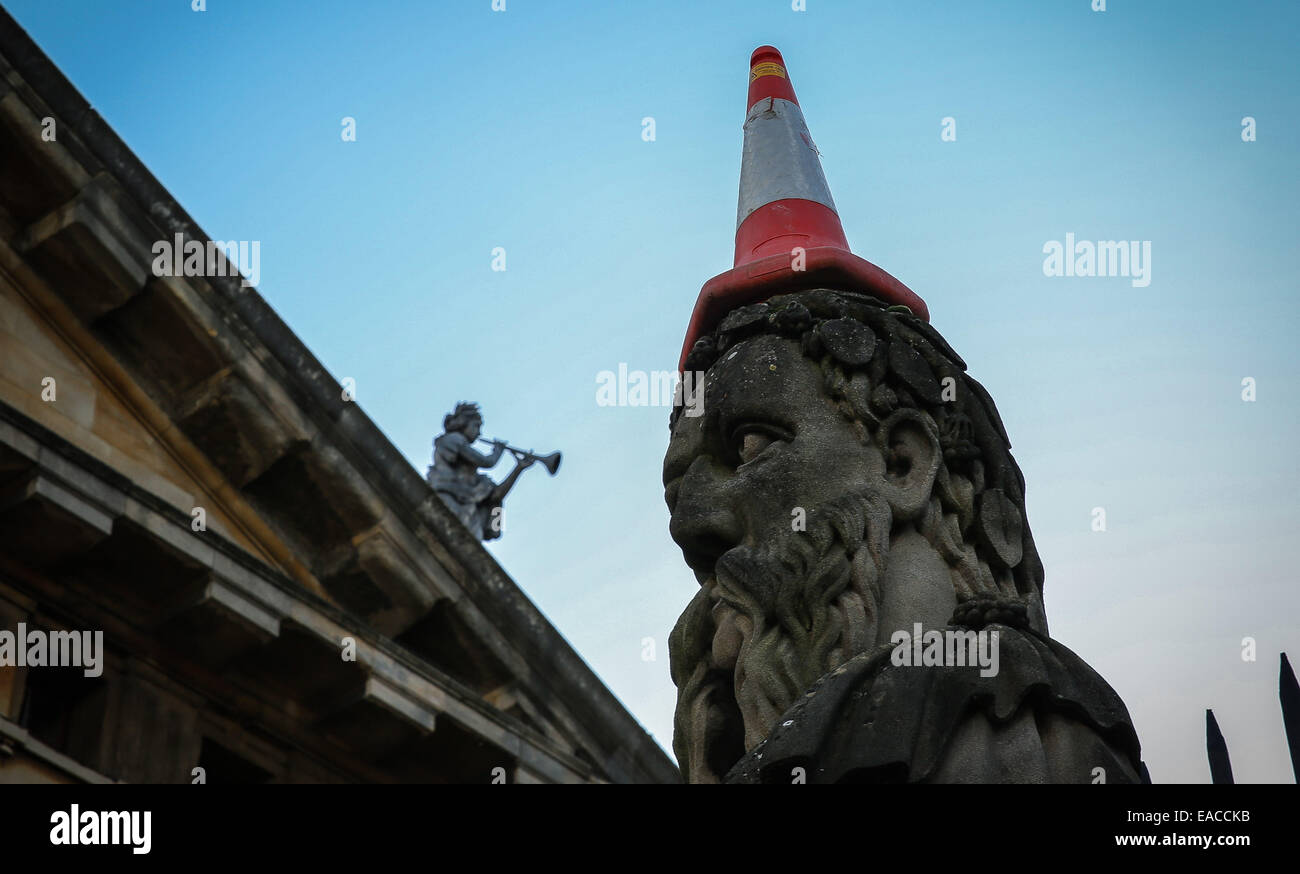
left=669, top=456, right=744, bottom=579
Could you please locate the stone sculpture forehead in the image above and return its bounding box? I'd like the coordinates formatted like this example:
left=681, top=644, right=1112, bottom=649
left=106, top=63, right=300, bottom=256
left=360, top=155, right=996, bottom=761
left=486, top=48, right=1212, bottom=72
left=693, top=333, right=824, bottom=427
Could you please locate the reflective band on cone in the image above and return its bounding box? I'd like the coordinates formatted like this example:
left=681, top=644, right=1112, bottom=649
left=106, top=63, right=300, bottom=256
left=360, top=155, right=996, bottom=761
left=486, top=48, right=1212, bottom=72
left=735, top=95, right=846, bottom=264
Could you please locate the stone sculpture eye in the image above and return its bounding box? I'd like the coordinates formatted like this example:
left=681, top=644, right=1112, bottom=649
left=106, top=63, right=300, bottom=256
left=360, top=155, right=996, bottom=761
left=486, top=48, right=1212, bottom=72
left=731, top=425, right=786, bottom=466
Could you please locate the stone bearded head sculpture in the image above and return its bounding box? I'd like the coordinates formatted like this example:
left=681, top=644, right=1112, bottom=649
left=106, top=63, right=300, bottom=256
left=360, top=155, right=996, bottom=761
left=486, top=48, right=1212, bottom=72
left=663, top=48, right=1143, bottom=784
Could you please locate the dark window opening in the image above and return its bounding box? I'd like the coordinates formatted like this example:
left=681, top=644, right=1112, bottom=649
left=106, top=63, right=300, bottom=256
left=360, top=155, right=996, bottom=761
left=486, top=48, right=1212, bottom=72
left=17, top=662, right=106, bottom=768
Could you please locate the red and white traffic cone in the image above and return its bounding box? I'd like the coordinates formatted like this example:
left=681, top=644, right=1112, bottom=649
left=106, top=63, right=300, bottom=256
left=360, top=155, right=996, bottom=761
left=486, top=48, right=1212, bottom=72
left=678, top=46, right=929, bottom=372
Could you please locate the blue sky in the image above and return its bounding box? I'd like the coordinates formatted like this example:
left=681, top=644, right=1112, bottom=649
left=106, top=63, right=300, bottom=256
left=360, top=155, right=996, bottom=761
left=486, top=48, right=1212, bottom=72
left=9, top=0, right=1297, bottom=782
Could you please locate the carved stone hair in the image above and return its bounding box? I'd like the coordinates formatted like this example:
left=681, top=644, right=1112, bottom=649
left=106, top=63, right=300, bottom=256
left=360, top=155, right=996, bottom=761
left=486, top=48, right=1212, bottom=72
left=443, top=401, right=482, bottom=434
left=671, top=288, right=1046, bottom=619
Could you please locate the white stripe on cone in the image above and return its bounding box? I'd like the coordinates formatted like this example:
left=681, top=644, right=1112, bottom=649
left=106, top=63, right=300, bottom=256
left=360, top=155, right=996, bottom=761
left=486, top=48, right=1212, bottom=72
left=736, top=98, right=838, bottom=229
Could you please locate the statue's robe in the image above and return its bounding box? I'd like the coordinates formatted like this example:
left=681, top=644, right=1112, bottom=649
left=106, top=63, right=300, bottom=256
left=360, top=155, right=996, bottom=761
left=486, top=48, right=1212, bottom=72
left=427, top=431, right=500, bottom=541
left=725, top=625, right=1146, bottom=784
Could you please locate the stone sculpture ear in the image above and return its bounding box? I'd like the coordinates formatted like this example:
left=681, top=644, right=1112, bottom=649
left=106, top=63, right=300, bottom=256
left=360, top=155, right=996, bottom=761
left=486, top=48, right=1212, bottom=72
left=875, top=409, right=941, bottom=520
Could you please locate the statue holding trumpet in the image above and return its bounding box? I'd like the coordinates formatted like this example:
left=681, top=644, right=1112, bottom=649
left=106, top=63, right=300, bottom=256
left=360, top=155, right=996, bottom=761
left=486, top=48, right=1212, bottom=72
left=427, top=402, right=561, bottom=541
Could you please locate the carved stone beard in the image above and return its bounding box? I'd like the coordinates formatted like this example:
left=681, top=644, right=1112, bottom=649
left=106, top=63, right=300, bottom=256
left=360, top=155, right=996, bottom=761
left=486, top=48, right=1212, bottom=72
left=669, top=492, right=893, bottom=783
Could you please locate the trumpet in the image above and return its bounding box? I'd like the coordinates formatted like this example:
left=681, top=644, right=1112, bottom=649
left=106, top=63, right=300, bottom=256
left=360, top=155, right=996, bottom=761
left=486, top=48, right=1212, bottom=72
left=478, top=438, right=562, bottom=476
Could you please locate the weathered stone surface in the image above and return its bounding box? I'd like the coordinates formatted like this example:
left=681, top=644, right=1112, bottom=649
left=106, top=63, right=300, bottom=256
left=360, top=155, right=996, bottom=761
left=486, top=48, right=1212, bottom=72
left=0, top=471, right=114, bottom=567
left=817, top=316, right=875, bottom=366
left=0, top=91, right=87, bottom=223
left=887, top=334, right=943, bottom=404
left=15, top=180, right=152, bottom=321
left=92, top=277, right=227, bottom=407
left=665, top=288, right=1143, bottom=783
left=155, top=576, right=281, bottom=669
left=174, top=370, right=298, bottom=489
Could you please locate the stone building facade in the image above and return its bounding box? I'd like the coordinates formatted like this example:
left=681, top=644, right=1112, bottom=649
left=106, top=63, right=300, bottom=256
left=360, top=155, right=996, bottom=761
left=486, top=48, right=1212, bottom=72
left=0, top=8, right=676, bottom=784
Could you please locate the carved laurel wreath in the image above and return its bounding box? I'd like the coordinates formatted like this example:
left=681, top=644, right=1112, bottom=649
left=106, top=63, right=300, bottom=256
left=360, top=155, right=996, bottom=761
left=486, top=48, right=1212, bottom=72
left=676, top=289, right=1039, bottom=593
